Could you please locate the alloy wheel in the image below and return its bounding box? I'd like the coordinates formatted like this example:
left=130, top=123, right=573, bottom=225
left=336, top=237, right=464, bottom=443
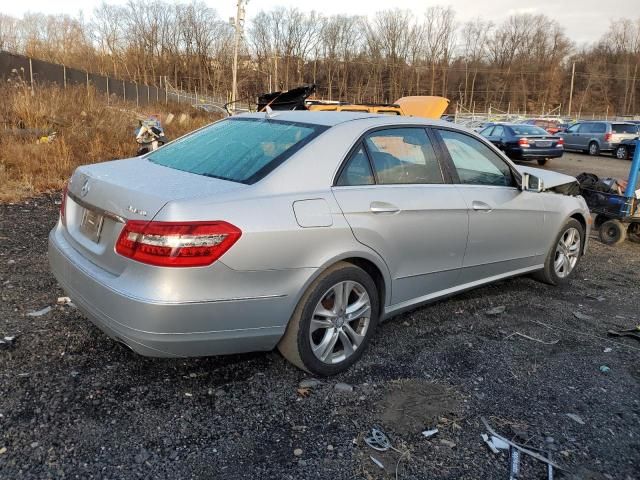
left=309, top=281, right=371, bottom=365
left=554, top=227, right=581, bottom=278
left=615, top=146, right=628, bottom=160
left=589, top=143, right=598, bottom=155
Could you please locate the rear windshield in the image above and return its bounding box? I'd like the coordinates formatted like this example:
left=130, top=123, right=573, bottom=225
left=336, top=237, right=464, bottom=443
left=510, top=125, right=549, bottom=135
left=612, top=123, right=639, bottom=134
left=147, top=117, right=328, bottom=184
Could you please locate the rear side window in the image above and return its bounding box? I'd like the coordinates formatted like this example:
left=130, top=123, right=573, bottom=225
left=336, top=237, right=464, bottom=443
left=510, top=125, right=548, bottom=135
left=148, top=118, right=327, bottom=184
left=364, top=128, right=444, bottom=185
left=492, top=126, right=504, bottom=137
left=480, top=126, right=494, bottom=136
left=336, top=144, right=374, bottom=186
left=437, top=129, right=514, bottom=187
left=612, top=123, right=639, bottom=134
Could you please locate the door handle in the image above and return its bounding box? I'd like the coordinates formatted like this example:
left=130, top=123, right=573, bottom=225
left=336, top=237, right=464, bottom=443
left=370, top=202, right=400, bottom=214
left=471, top=200, right=493, bottom=212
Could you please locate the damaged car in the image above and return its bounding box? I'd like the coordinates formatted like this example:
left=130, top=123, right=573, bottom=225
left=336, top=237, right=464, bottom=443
left=49, top=113, right=590, bottom=375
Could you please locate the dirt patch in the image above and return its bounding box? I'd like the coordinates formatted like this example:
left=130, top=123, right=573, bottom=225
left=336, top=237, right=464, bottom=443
left=377, top=379, right=461, bottom=435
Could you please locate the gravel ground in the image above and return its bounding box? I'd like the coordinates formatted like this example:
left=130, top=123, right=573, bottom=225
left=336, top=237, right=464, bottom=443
left=1, top=154, right=639, bottom=479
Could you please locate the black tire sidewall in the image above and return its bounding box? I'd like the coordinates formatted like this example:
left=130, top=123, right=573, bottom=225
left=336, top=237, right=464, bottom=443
left=295, top=265, right=379, bottom=376
left=599, top=220, right=624, bottom=245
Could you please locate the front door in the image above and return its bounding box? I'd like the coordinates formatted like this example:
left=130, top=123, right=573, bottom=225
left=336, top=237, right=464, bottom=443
left=332, top=127, right=469, bottom=308
left=433, top=128, right=546, bottom=284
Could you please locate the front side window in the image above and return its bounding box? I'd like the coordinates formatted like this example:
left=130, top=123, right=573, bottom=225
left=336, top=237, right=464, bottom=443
left=336, top=144, right=374, bottom=186
left=437, top=129, right=514, bottom=187
left=566, top=124, right=580, bottom=133
left=364, top=128, right=444, bottom=185
left=148, top=117, right=327, bottom=184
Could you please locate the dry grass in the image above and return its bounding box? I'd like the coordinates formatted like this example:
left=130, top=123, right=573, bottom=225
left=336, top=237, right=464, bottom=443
left=0, top=82, right=217, bottom=201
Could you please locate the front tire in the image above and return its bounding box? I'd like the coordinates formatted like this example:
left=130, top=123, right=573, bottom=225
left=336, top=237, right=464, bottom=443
left=599, top=219, right=626, bottom=245
left=278, top=262, right=379, bottom=376
left=533, top=219, right=584, bottom=285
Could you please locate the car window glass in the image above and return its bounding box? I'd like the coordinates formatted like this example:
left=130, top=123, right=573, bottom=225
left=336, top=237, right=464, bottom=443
left=364, top=128, right=444, bottom=185
left=594, top=123, right=606, bottom=133
left=492, top=126, right=504, bottom=137
left=566, top=124, right=580, bottom=133
left=336, top=144, right=374, bottom=186
left=510, top=125, right=548, bottom=135
left=480, top=126, right=494, bottom=136
left=578, top=123, right=592, bottom=133
left=612, top=123, right=639, bottom=134
left=438, top=129, right=514, bottom=187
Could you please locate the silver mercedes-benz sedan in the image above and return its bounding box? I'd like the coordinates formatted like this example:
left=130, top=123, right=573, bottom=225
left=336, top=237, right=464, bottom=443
left=49, top=112, right=590, bottom=375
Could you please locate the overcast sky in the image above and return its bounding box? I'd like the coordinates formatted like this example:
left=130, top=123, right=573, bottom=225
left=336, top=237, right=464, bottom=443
left=2, top=0, right=634, bottom=45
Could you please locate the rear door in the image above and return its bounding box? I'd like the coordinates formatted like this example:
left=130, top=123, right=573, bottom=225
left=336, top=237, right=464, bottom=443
left=332, top=127, right=469, bottom=307
left=433, top=128, right=546, bottom=283
left=561, top=123, right=581, bottom=148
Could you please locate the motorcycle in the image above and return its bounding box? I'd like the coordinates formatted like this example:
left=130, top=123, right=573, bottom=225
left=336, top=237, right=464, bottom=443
left=135, top=117, right=167, bottom=155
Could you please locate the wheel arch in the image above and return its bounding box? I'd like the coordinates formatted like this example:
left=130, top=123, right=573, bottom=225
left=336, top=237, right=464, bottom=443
left=569, top=211, right=589, bottom=254
left=290, top=250, right=392, bottom=324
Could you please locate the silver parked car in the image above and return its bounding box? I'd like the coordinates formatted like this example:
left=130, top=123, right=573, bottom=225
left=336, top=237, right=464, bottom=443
left=49, top=112, right=591, bottom=375
left=559, top=121, right=639, bottom=155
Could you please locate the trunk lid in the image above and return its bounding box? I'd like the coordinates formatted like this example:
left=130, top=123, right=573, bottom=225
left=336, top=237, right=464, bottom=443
left=63, top=157, right=246, bottom=274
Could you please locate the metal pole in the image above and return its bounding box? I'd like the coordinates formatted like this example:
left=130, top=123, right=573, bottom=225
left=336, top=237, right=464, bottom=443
left=63, top=65, right=66, bottom=88
left=136, top=83, right=139, bottom=108
left=231, top=0, right=246, bottom=112
left=29, top=57, right=33, bottom=92
left=568, top=62, right=575, bottom=118
left=123, top=80, right=126, bottom=102
left=106, top=76, right=109, bottom=105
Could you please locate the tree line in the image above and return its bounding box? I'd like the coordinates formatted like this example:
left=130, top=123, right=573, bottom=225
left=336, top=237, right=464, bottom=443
left=0, top=2, right=638, bottom=117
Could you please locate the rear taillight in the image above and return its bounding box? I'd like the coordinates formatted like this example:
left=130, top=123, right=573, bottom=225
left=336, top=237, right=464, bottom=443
left=518, top=138, right=530, bottom=148
left=604, top=132, right=613, bottom=142
left=115, top=221, right=242, bottom=267
left=60, top=183, right=68, bottom=224
left=557, top=137, right=564, bottom=146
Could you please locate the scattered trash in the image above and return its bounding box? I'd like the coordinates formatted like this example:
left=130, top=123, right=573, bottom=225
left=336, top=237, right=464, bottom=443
left=327, top=445, right=334, bottom=451
left=510, top=448, right=521, bottom=478
left=0, top=447, right=6, bottom=454
left=486, top=306, right=506, bottom=316
left=573, top=311, right=593, bottom=321
left=504, top=331, right=559, bottom=345
left=439, top=439, right=456, bottom=448
left=30, top=442, right=39, bottom=449
left=57, top=296, right=75, bottom=307
left=566, top=413, right=585, bottom=425
left=607, top=326, right=640, bottom=342
left=490, top=436, right=510, bottom=450
left=481, top=433, right=500, bottom=454
left=369, top=455, right=384, bottom=469
left=70, top=370, right=80, bottom=377
left=603, top=347, right=612, bottom=353
left=297, top=387, right=311, bottom=398
left=0, top=336, right=16, bottom=349
left=364, top=425, right=394, bottom=452
left=293, top=448, right=303, bottom=457
left=421, top=428, right=439, bottom=438
left=184, top=392, right=193, bottom=397
left=481, top=417, right=564, bottom=472
left=7, top=259, right=15, bottom=265
left=299, top=378, right=322, bottom=389
left=599, top=365, right=611, bottom=374
left=26, top=306, right=52, bottom=317
left=334, top=382, right=354, bottom=393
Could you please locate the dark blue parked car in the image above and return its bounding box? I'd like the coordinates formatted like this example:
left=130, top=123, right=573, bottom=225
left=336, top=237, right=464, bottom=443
left=479, top=123, right=564, bottom=166
left=613, top=136, right=638, bottom=160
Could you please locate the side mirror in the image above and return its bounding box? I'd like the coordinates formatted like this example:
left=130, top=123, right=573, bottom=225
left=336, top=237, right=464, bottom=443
left=521, top=172, right=544, bottom=192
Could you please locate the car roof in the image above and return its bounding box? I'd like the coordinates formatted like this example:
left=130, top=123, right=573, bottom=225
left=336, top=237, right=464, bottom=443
left=235, top=110, right=454, bottom=128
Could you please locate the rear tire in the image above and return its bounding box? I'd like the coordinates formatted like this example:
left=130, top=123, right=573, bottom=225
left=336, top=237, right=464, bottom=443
left=614, top=145, right=629, bottom=160
left=599, top=219, right=626, bottom=245
left=588, top=141, right=600, bottom=156
left=277, top=262, right=379, bottom=376
left=537, top=158, right=548, bottom=166
left=627, top=223, right=640, bottom=244
left=533, top=219, right=584, bottom=286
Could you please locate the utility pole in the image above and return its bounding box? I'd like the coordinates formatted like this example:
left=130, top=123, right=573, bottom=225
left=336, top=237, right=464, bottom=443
left=231, top=0, right=247, bottom=112
left=568, top=62, right=576, bottom=118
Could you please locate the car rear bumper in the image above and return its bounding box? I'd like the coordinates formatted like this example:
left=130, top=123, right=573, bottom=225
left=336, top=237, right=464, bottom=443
left=507, top=147, right=564, bottom=160
left=48, top=223, right=308, bottom=358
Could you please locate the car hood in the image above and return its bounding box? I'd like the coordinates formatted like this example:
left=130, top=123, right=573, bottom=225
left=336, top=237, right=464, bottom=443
left=516, top=165, right=578, bottom=190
